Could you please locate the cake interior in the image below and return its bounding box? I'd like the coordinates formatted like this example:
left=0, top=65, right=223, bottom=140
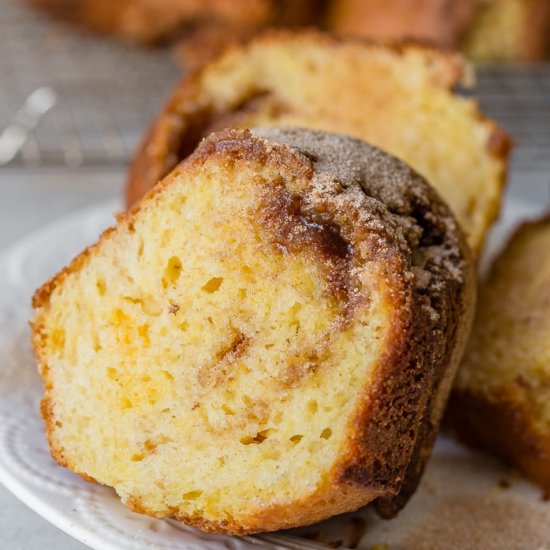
left=164, top=40, right=506, bottom=253
left=37, top=152, right=393, bottom=522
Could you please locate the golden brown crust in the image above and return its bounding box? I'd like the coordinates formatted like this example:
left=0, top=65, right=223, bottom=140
left=370, top=189, right=475, bottom=516
left=250, top=127, right=476, bottom=517
left=25, top=0, right=317, bottom=46
left=125, top=30, right=511, bottom=260
left=125, top=29, right=471, bottom=207
left=33, top=128, right=474, bottom=533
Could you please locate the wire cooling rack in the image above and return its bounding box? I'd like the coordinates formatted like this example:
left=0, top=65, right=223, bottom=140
left=0, top=0, right=549, bottom=175
left=476, top=65, right=550, bottom=171
left=0, top=0, right=180, bottom=169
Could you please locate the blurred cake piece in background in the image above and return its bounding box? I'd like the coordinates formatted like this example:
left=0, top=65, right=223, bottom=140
left=328, top=0, right=478, bottom=49
left=328, top=0, right=550, bottom=61
left=449, top=215, right=550, bottom=490
left=172, top=0, right=318, bottom=71
left=463, top=0, right=550, bottom=61
left=25, top=0, right=317, bottom=45
left=25, top=0, right=550, bottom=62
left=126, top=31, right=511, bottom=256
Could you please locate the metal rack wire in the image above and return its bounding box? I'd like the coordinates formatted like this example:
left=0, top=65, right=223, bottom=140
left=0, top=0, right=180, bottom=169
left=476, top=65, right=550, bottom=171
left=0, top=0, right=549, bottom=175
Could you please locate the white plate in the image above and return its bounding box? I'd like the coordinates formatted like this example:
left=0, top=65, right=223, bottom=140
left=0, top=196, right=548, bottom=550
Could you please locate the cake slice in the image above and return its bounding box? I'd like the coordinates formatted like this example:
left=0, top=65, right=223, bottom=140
left=33, top=128, right=474, bottom=534
left=327, top=0, right=550, bottom=62
left=126, top=31, right=511, bottom=256
left=449, top=216, right=550, bottom=490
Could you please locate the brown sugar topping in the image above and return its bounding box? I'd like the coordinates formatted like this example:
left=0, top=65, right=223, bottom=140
left=251, top=127, right=466, bottom=298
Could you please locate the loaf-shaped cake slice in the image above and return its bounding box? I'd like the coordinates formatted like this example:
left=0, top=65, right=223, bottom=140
left=449, top=216, right=550, bottom=489
left=126, top=31, right=511, bottom=256
left=33, top=128, right=474, bottom=534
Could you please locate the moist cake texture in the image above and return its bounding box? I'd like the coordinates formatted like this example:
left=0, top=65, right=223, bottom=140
left=33, top=128, right=474, bottom=534
left=126, top=31, right=511, bottom=256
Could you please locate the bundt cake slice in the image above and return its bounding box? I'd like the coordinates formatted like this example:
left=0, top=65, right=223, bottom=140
left=449, top=216, right=550, bottom=490
left=126, top=31, right=511, bottom=257
left=33, top=128, right=474, bottom=534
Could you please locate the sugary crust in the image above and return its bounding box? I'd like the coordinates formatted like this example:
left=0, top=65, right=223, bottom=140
left=448, top=215, right=550, bottom=491
left=32, top=128, right=474, bottom=533
left=125, top=29, right=470, bottom=207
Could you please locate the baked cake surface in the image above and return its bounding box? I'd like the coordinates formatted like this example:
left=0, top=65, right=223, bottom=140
left=33, top=128, right=474, bottom=534
left=126, top=31, right=511, bottom=256
left=449, top=216, right=550, bottom=489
